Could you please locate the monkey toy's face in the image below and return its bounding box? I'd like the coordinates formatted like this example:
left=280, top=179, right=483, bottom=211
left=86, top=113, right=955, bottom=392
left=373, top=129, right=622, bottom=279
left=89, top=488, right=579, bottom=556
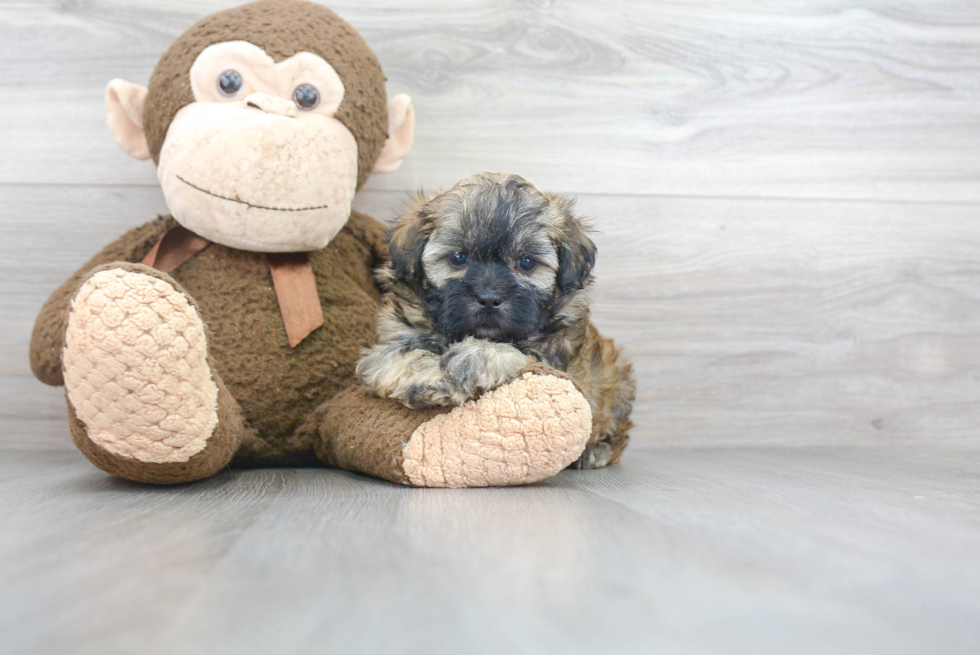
left=104, top=1, right=414, bottom=253
left=156, top=41, right=359, bottom=252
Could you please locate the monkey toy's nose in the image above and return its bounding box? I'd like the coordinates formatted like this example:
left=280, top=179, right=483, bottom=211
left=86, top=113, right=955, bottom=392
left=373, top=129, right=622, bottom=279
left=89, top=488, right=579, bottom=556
left=244, top=92, right=298, bottom=118
left=476, top=290, right=504, bottom=310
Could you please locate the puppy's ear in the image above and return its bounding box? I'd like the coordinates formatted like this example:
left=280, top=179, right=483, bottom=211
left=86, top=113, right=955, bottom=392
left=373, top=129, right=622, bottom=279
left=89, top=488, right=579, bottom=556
left=387, top=194, right=435, bottom=283
left=548, top=194, right=597, bottom=294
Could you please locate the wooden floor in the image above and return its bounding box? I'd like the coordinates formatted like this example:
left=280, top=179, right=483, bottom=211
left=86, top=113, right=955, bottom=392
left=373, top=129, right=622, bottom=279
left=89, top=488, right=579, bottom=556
left=2, top=1, right=980, bottom=652
left=1, top=448, right=979, bottom=654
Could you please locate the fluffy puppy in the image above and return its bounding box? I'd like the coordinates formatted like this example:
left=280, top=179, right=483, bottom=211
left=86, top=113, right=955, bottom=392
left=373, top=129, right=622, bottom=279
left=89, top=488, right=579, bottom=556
left=357, top=173, right=635, bottom=468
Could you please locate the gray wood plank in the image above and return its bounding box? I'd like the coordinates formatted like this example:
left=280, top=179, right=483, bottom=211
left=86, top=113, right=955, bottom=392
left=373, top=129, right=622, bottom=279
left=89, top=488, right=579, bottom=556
left=1, top=1, right=979, bottom=200
left=1, top=448, right=978, bottom=654
left=5, top=184, right=980, bottom=449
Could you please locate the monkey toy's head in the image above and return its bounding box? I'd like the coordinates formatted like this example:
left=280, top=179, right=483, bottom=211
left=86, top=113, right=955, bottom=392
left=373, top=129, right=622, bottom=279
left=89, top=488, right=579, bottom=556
left=105, top=0, right=414, bottom=252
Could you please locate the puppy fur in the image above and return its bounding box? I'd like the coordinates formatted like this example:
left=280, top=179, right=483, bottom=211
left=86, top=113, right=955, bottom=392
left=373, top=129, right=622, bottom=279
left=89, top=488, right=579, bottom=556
left=357, top=173, right=635, bottom=468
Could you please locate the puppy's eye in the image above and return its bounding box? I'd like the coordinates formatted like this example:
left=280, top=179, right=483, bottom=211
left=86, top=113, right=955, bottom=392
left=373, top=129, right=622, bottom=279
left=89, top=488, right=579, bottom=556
left=218, top=70, right=244, bottom=97
left=293, top=84, right=320, bottom=110
left=516, top=256, right=536, bottom=272
left=449, top=252, right=468, bottom=267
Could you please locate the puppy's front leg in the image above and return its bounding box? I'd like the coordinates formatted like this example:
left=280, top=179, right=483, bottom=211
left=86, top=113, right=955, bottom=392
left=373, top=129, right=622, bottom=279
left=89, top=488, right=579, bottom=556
left=441, top=337, right=535, bottom=399
left=357, top=343, right=465, bottom=409
left=358, top=338, right=533, bottom=409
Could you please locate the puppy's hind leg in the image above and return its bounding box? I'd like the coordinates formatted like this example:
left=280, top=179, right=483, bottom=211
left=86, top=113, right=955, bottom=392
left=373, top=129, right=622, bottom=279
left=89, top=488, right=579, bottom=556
left=572, top=375, right=635, bottom=469
left=568, top=327, right=636, bottom=470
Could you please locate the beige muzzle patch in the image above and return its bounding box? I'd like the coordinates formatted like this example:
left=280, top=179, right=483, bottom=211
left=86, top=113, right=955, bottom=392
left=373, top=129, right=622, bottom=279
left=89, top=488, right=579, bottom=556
left=157, top=101, right=358, bottom=253
left=63, top=269, right=219, bottom=464
left=401, top=371, right=592, bottom=487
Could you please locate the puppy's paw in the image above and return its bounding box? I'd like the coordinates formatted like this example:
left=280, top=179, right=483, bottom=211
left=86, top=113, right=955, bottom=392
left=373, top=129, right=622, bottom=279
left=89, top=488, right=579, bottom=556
left=570, top=442, right=614, bottom=470
left=402, top=381, right=468, bottom=409
left=441, top=337, right=532, bottom=399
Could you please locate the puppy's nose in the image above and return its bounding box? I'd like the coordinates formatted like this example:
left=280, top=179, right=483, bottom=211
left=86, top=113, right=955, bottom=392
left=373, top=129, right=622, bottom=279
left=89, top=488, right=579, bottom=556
left=476, top=290, right=503, bottom=309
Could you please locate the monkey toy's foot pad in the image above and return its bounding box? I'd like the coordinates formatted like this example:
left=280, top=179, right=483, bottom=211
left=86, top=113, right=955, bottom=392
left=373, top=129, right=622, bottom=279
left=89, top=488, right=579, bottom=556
left=64, top=267, right=219, bottom=464
left=402, top=371, right=593, bottom=487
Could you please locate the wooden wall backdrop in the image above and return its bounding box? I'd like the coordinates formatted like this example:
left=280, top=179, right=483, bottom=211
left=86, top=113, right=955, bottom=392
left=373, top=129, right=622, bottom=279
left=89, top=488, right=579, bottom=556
left=2, top=0, right=979, bottom=450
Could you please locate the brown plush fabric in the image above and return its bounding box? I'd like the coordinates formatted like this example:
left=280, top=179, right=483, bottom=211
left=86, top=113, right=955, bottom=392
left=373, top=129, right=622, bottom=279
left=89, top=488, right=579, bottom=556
left=31, top=211, right=389, bottom=466
left=143, top=0, right=388, bottom=190
left=304, top=385, right=447, bottom=485
left=30, top=2, right=599, bottom=487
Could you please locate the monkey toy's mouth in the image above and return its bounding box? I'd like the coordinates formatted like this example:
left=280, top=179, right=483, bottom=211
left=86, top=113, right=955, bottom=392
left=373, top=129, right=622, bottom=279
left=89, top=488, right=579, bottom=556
left=156, top=102, right=359, bottom=253
left=176, top=175, right=330, bottom=213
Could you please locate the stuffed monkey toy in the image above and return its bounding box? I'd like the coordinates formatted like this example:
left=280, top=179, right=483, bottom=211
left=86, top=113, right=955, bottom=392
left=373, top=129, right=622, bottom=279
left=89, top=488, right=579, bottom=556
left=29, top=0, right=592, bottom=487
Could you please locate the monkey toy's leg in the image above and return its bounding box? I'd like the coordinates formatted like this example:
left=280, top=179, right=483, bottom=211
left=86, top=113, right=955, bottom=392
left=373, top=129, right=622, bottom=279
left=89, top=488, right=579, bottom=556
left=63, top=263, right=247, bottom=484
left=302, top=365, right=593, bottom=488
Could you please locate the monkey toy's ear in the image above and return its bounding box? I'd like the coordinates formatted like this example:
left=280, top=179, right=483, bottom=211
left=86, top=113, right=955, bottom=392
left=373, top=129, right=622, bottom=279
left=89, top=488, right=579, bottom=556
left=373, top=94, right=415, bottom=174
left=105, top=79, right=151, bottom=161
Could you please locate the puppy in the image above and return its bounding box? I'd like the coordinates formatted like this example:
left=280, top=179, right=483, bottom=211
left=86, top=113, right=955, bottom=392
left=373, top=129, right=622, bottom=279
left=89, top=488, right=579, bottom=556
left=357, top=173, right=635, bottom=468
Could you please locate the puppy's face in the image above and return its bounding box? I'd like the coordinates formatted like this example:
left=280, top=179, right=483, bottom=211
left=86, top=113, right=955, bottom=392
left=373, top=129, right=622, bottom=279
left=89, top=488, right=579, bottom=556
left=387, top=173, right=597, bottom=344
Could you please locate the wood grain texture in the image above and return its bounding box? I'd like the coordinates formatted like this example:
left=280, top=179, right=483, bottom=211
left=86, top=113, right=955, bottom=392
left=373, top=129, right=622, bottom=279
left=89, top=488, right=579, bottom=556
left=1, top=449, right=978, bottom=654
left=3, top=1, right=980, bottom=450
left=1, top=1, right=979, bottom=199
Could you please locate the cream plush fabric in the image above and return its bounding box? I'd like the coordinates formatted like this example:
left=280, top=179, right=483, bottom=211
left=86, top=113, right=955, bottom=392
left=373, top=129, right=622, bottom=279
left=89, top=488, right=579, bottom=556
left=64, top=269, right=219, bottom=464
left=401, top=371, right=593, bottom=487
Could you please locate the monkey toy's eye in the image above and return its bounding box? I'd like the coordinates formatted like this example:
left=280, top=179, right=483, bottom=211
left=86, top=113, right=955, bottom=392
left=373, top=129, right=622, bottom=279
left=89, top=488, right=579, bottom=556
left=449, top=252, right=468, bottom=267
left=217, top=70, right=244, bottom=97
left=293, top=84, right=320, bottom=110
left=516, top=256, right=536, bottom=272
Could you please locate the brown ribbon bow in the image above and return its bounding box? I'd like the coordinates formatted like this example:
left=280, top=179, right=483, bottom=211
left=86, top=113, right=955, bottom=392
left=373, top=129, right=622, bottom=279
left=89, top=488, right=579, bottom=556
left=142, top=226, right=324, bottom=348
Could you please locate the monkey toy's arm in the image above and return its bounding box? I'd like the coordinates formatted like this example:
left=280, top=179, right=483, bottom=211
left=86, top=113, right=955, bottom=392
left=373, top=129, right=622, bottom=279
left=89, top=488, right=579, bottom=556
left=29, top=216, right=176, bottom=386
left=357, top=334, right=535, bottom=410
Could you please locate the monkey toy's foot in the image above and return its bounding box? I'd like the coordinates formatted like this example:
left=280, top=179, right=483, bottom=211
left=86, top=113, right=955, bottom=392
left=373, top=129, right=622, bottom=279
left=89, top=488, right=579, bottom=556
left=315, top=366, right=592, bottom=488
left=400, top=370, right=593, bottom=487
left=63, top=263, right=244, bottom=484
